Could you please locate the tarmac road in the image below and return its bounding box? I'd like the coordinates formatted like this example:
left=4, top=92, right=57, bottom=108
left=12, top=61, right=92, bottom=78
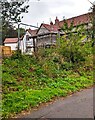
left=18, top=87, right=94, bottom=119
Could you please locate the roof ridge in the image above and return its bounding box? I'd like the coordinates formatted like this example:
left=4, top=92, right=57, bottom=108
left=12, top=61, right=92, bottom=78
left=59, top=12, right=92, bottom=23
left=5, top=38, right=18, bottom=39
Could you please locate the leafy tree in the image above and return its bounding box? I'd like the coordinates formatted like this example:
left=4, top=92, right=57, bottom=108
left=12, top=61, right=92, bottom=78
left=0, top=0, right=29, bottom=44
left=16, top=27, right=25, bottom=37
left=57, top=20, right=92, bottom=63
left=1, top=0, right=29, bottom=23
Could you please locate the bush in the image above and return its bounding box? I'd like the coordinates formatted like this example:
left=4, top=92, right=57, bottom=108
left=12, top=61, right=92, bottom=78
left=61, top=62, right=74, bottom=70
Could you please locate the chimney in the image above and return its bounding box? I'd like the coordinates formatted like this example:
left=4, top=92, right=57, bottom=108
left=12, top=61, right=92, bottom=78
left=55, top=16, right=59, bottom=26
left=50, top=21, right=53, bottom=25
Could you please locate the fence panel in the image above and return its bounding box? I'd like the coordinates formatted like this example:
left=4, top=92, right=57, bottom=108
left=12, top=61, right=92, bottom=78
left=0, top=46, right=12, bottom=57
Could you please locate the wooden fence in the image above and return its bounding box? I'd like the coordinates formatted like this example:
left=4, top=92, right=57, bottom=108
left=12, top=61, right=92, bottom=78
left=0, top=46, right=12, bottom=57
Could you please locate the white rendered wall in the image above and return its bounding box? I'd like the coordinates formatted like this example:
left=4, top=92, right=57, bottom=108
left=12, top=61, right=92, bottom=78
left=4, top=43, right=18, bottom=51
left=21, top=31, right=34, bottom=55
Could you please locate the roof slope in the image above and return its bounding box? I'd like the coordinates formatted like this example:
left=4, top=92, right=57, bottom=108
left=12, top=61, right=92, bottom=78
left=4, top=38, right=18, bottom=43
left=37, top=12, right=92, bottom=34
left=43, top=24, right=59, bottom=32
left=37, top=23, right=60, bottom=34
left=27, top=28, right=38, bottom=36
left=59, top=12, right=92, bottom=28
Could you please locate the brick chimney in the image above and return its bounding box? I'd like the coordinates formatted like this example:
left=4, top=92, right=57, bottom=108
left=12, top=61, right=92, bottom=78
left=50, top=21, right=53, bottom=25
left=55, top=16, right=59, bottom=26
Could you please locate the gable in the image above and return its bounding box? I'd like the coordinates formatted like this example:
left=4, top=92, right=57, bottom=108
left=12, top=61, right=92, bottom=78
left=26, top=31, right=32, bottom=36
left=37, top=25, right=49, bottom=35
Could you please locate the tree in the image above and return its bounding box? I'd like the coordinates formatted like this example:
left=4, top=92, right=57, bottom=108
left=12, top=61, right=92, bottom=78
left=16, top=27, right=25, bottom=37
left=57, top=20, right=92, bottom=63
left=0, top=0, right=29, bottom=44
left=1, top=0, right=29, bottom=23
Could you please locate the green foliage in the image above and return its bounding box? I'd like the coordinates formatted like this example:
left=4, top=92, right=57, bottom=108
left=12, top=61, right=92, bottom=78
left=1, top=1, right=29, bottom=43
left=57, top=21, right=92, bottom=63
left=2, top=21, right=93, bottom=118
left=2, top=51, right=93, bottom=118
left=16, top=28, right=26, bottom=37
left=2, top=88, right=67, bottom=118
left=1, top=1, right=29, bottom=23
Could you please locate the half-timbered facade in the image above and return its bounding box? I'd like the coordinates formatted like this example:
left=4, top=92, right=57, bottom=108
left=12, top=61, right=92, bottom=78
left=35, top=23, right=59, bottom=48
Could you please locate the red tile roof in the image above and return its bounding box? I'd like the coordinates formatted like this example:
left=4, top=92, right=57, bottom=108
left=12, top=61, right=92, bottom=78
left=27, top=28, right=37, bottom=36
left=59, top=12, right=92, bottom=28
left=37, top=13, right=92, bottom=34
left=4, top=12, right=92, bottom=43
left=43, top=24, right=59, bottom=32
left=4, top=38, right=18, bottom=43
left=37, top=23, right=59, bottom=34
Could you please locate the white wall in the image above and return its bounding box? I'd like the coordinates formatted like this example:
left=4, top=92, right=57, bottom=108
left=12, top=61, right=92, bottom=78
left=21, top=35, right=26, bottom=54
left=4, top=43, right=18, bottom=51
left=21, top=31, right=34, bottom=55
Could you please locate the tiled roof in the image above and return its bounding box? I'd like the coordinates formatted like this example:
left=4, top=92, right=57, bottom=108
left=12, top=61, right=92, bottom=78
left=27, top=28, right=37, bottom=36
left=36, top=23, right=59, bottom=35
left=43, top=23, right=59, bottom=32
left=27, top=13, right=92, bottom=36
left=4, top=38, right=18, bottom=43
left=4, top=12, right=92, bottom=43
left=59, top=12, right=92, bottom=28
left=37, top=13, right=92, bottom=34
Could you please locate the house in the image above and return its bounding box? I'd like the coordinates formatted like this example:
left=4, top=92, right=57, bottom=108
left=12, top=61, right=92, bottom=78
left=4, top=38, right=19, bottom=51
left=4, top=29, right=37, bottom=55
left=21, top=22, right=61, bottom=54
left=35, top=22, right=60, bottom=48
left=4, top=12, right=92, bottom=55
left=21, top=28, right=37, bottom=55
left=35, top=12, right=92, bottom=49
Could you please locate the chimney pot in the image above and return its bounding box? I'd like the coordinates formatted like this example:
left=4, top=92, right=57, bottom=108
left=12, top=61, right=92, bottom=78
left=55, top=16, right=59, bottom=26
left=50, top=21, right=53, bottom=25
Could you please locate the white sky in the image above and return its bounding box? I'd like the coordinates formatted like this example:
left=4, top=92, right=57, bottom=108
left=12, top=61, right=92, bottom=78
left=20, top=0, right=94, bottom=29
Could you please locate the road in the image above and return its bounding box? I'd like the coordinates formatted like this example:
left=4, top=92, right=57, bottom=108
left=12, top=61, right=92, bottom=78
left=17, top=87, right=94, bottom=119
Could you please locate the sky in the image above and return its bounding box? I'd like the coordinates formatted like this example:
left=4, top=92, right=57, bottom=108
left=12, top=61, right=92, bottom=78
left=20, top=0, right=94, bottom=29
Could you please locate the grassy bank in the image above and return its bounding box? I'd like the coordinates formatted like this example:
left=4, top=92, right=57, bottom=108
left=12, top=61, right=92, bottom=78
left=2, top=48, right=93, bottom=118
left=2, top=22, right=94, bottom=118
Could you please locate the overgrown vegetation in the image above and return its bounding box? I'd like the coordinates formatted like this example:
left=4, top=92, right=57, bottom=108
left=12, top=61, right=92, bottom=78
left=2, top=23, right=93, bottom=118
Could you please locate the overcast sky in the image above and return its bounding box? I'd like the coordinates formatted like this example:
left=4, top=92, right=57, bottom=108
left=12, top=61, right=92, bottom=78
left=20, top=0, right=94, bottom=29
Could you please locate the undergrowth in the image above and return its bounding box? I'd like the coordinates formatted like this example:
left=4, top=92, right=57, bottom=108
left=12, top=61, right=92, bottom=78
left=2, top=47, right=93, bottom=118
